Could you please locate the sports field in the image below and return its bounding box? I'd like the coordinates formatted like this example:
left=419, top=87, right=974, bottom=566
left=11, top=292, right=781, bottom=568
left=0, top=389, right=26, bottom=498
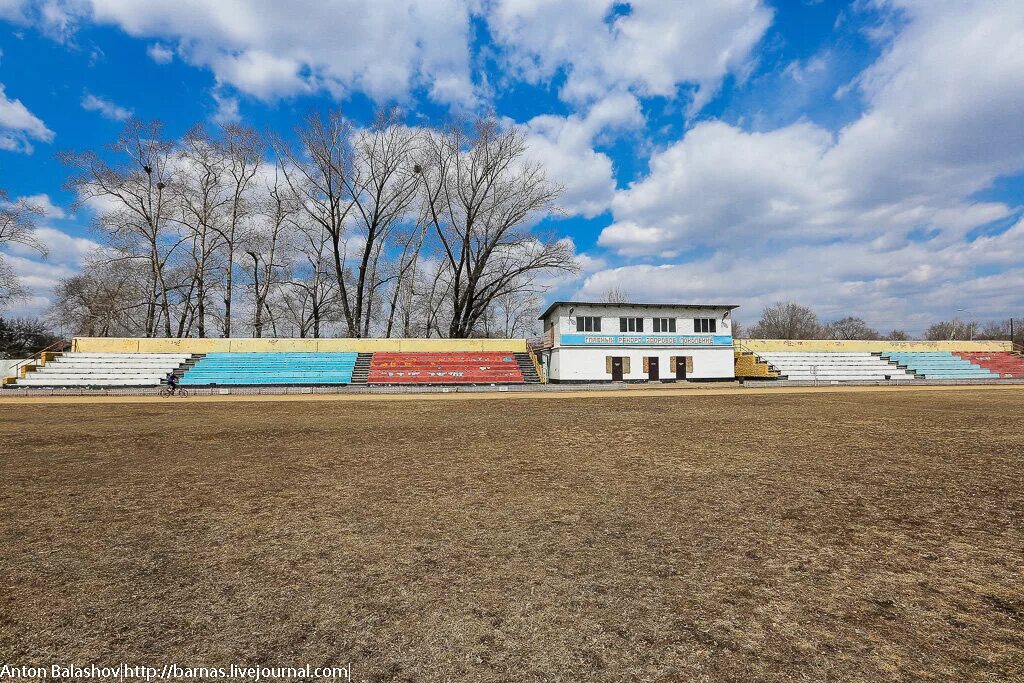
left=2, top=387, right=1023, bottom=681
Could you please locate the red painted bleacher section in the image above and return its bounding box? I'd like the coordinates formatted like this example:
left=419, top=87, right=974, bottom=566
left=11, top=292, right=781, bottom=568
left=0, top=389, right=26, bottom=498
left=367, top=352, right=525, bottom=384
left=953, top=352, right=1024, bottom=378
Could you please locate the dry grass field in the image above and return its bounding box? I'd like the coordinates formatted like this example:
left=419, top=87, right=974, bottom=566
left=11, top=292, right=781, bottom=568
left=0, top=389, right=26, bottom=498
left=2, top=388, right=1023, bottom=682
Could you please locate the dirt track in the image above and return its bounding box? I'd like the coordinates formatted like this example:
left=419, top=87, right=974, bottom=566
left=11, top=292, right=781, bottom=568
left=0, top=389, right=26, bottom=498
left=2, top=388, right=1023, bottom=681
left=2, top=381, right=1022, bottom=405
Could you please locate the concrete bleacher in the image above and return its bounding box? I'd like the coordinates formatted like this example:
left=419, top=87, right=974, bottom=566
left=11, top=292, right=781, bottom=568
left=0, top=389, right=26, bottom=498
left=882, top=352, right=998, bottom=380
left=367, top=352, right=526, bottom=384
left=179, top=352, right=358, bottom=385
left=11, top=352, right=192, bottom=387
left=953, top=351, right=1024, bottom=378
left=755, top=352, right=916, bottom=382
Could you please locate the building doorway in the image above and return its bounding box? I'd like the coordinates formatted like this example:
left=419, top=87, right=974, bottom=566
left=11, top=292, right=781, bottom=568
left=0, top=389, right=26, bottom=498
left=611, top=356, right=624, bottom=381
left=646, top=356, right=660, bottom=381
left=674, top=356, right=690, bottom=380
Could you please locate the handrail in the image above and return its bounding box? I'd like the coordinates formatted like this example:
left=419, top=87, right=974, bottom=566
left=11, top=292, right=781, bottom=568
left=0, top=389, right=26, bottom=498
left=528, top=329, right=553, bottom=351
left=526, top=346, right=546, bottom=383
left=8, top=339, right=71, bottom=378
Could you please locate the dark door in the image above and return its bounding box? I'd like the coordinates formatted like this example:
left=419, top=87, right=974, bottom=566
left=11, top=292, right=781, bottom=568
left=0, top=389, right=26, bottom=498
left=648, top=356, right=659, bottom=381
left=611, top=357, right=624, bottom=381
left=675, top=356, right=687, bottom=380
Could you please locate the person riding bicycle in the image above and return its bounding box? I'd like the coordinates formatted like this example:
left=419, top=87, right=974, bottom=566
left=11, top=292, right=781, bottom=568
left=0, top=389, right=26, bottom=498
left=165, top=371, right=179, bottom=391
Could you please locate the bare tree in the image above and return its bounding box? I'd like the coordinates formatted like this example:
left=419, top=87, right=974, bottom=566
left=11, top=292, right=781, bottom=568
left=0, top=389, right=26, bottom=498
left=344, top=109, right=422, bottom=337
left=0, top=190, right=47, bottom=309
left=60, top=120, right=179, bottom=337
left=383, top=221, right=428, bottom=337
left=823, top=316, right=880, bottom=340
left=420, top=118, right=578, bottom=337
left=288, top=216, right=339, bottom=339
left=926, top=319, right=978, bottom=341
left=48, top=256, right=150, bottom=337
left=244, top=174, right=296, bottom=337
left=275, top=111, right=360, bottom=336
left=480, top=289, right=542, bottom=338
left=601, top=285, right=629, bottom=304
left=175, top=125, right=230, bottom=337
left=215, top=125, right=263, bottom=337
left=748, top=302, right=822, bottom=339
left=884, top=329, right=911, bottom=341
left=976, top=319, right=1023, bottom=345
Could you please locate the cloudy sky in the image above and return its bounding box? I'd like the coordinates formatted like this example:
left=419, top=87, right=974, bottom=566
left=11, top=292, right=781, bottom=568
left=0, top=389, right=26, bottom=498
left=0, top=0, right=1022, bottom=333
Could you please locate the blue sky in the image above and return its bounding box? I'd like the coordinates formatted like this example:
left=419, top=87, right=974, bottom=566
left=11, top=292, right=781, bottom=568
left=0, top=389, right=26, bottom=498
left=0, top=0, right=1022, bottom=333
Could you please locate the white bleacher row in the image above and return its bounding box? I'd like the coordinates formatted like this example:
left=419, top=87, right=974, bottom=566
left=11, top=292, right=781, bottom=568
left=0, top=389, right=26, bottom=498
left=14, top=353, right=191, bottom=387
left=757, top=352, right=917, bottom=381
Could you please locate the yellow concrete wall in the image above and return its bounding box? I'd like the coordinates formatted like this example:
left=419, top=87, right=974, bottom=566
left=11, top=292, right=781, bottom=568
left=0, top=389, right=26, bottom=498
left=737, top=339, right=1012, bottom=353
left=72, top=337, right=528, bottom=354
left=72, top=338, right=140, bottom=353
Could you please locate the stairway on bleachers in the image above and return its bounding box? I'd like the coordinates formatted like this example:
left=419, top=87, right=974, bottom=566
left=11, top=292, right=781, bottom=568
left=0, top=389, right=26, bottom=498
left=754, top=352, right=916, bottom=382
left=11, top=352, right=193, bottom=387
left=952, top=352, right=1024, bottom=378
left=367, top=352, right=526, bottom=384
left=514, top=353, right=542, bottom=383
left=179, top=352, right=358, bottom=385
left=349, top=353, right=373, bottom=384
left=881, top=352, right=997, bottom=380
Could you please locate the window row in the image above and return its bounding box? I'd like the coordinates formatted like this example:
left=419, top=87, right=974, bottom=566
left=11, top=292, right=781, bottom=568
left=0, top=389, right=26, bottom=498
left=575, top=316, right=719, bottom=333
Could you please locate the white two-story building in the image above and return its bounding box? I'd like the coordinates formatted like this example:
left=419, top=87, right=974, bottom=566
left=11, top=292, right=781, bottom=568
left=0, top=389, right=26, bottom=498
left=537, top=301, right=738, bottom=383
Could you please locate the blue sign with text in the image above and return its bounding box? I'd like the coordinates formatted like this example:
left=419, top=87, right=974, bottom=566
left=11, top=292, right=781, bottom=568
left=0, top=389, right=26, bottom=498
left=559, top=334, right=733, bottom=347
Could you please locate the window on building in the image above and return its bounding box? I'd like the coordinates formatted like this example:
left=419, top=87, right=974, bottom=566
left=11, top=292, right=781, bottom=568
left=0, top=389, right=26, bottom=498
left=619, top=317, right=644, bottom=332
left=694, top=317, right=717, bottom=333
left=653, top=317, right=676, bottom=333
left=576, top=316, right=602, bottom=332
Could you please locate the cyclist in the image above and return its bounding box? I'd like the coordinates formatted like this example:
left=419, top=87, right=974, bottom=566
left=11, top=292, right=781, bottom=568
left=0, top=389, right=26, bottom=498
left=165, top=370, right=180, bottom=393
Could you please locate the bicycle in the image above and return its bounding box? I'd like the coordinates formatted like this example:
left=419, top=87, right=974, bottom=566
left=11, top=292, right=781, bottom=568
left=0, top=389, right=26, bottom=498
left=159, top=385, right=190, bottom=398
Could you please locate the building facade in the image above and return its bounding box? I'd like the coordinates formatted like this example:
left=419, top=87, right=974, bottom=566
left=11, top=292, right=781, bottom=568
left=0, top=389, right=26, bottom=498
left=537, top=302, right=738, bottom=383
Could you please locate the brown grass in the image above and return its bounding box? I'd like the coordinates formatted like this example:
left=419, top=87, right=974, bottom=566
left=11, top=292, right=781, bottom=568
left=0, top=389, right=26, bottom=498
left=2, top=389, right=1023, bottom=681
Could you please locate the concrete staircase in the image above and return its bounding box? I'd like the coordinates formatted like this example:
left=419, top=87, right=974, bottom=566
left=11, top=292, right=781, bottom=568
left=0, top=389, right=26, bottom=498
left=734, top=350, right=781, bottom=379
left=350, top=353, right=373, bottom=385
left=514, top=353, right=541, bottom=383
left=171, top=354, right=205, bottom=383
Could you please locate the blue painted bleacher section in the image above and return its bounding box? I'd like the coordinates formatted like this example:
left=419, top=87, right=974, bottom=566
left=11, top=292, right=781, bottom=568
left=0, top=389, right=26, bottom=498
left=881, top=352, right=998, bottom=380
left=180, top=352, right=358, bottom=385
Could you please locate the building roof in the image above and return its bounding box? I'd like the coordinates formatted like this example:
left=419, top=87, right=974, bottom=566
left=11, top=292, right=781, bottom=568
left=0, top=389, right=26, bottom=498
left=538, top=300, right=740, bottom=320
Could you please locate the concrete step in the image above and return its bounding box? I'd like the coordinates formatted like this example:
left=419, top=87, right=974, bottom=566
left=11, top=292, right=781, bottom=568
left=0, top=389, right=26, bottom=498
left=349, top=352, right=373, bottom=384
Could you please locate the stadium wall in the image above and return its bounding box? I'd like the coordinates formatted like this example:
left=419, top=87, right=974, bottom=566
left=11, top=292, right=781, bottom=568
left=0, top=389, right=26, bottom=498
left=71, top=337, right=528, bottom=354
left=738, top=340, right=1011, bottom=353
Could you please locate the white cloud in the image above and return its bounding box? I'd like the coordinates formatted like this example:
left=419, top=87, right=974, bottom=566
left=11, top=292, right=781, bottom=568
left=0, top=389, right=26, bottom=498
left=1, top=224, right=102, bottom=316
left=11, top=193, right=67, bottom=220
left=0, top=82, right=54, bottom=153
left=32, top=1, right=770, bottom=112
left=80, top=93, right=133, bottom=121
left=210, top=89, right=240, bottom=125
left=487, top=0, right=772, bottom=112
left=520, top=92, right=642, bottom=218
left=0, top=0, right=77, bottom=41
left=587, top=1, right=1024, bottom=324
left=581, top=217, right=1024, bottom=333
left=146, top=42, right=174, bottom=64
left=80, top=0, right=478, bottom=106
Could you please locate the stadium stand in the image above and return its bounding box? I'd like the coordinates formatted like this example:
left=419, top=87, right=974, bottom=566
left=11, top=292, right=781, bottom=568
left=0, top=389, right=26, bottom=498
left=367, top=352, right=528, bottom=384
left=10, top=352, right=193, bottom=387
left=179, top=352, right=358, bottom=385
left=952, top=352, right=1024, bottom=378
left=753, top=352, right=916, bottom=381
left=881, top=352, right=998, bottom=379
